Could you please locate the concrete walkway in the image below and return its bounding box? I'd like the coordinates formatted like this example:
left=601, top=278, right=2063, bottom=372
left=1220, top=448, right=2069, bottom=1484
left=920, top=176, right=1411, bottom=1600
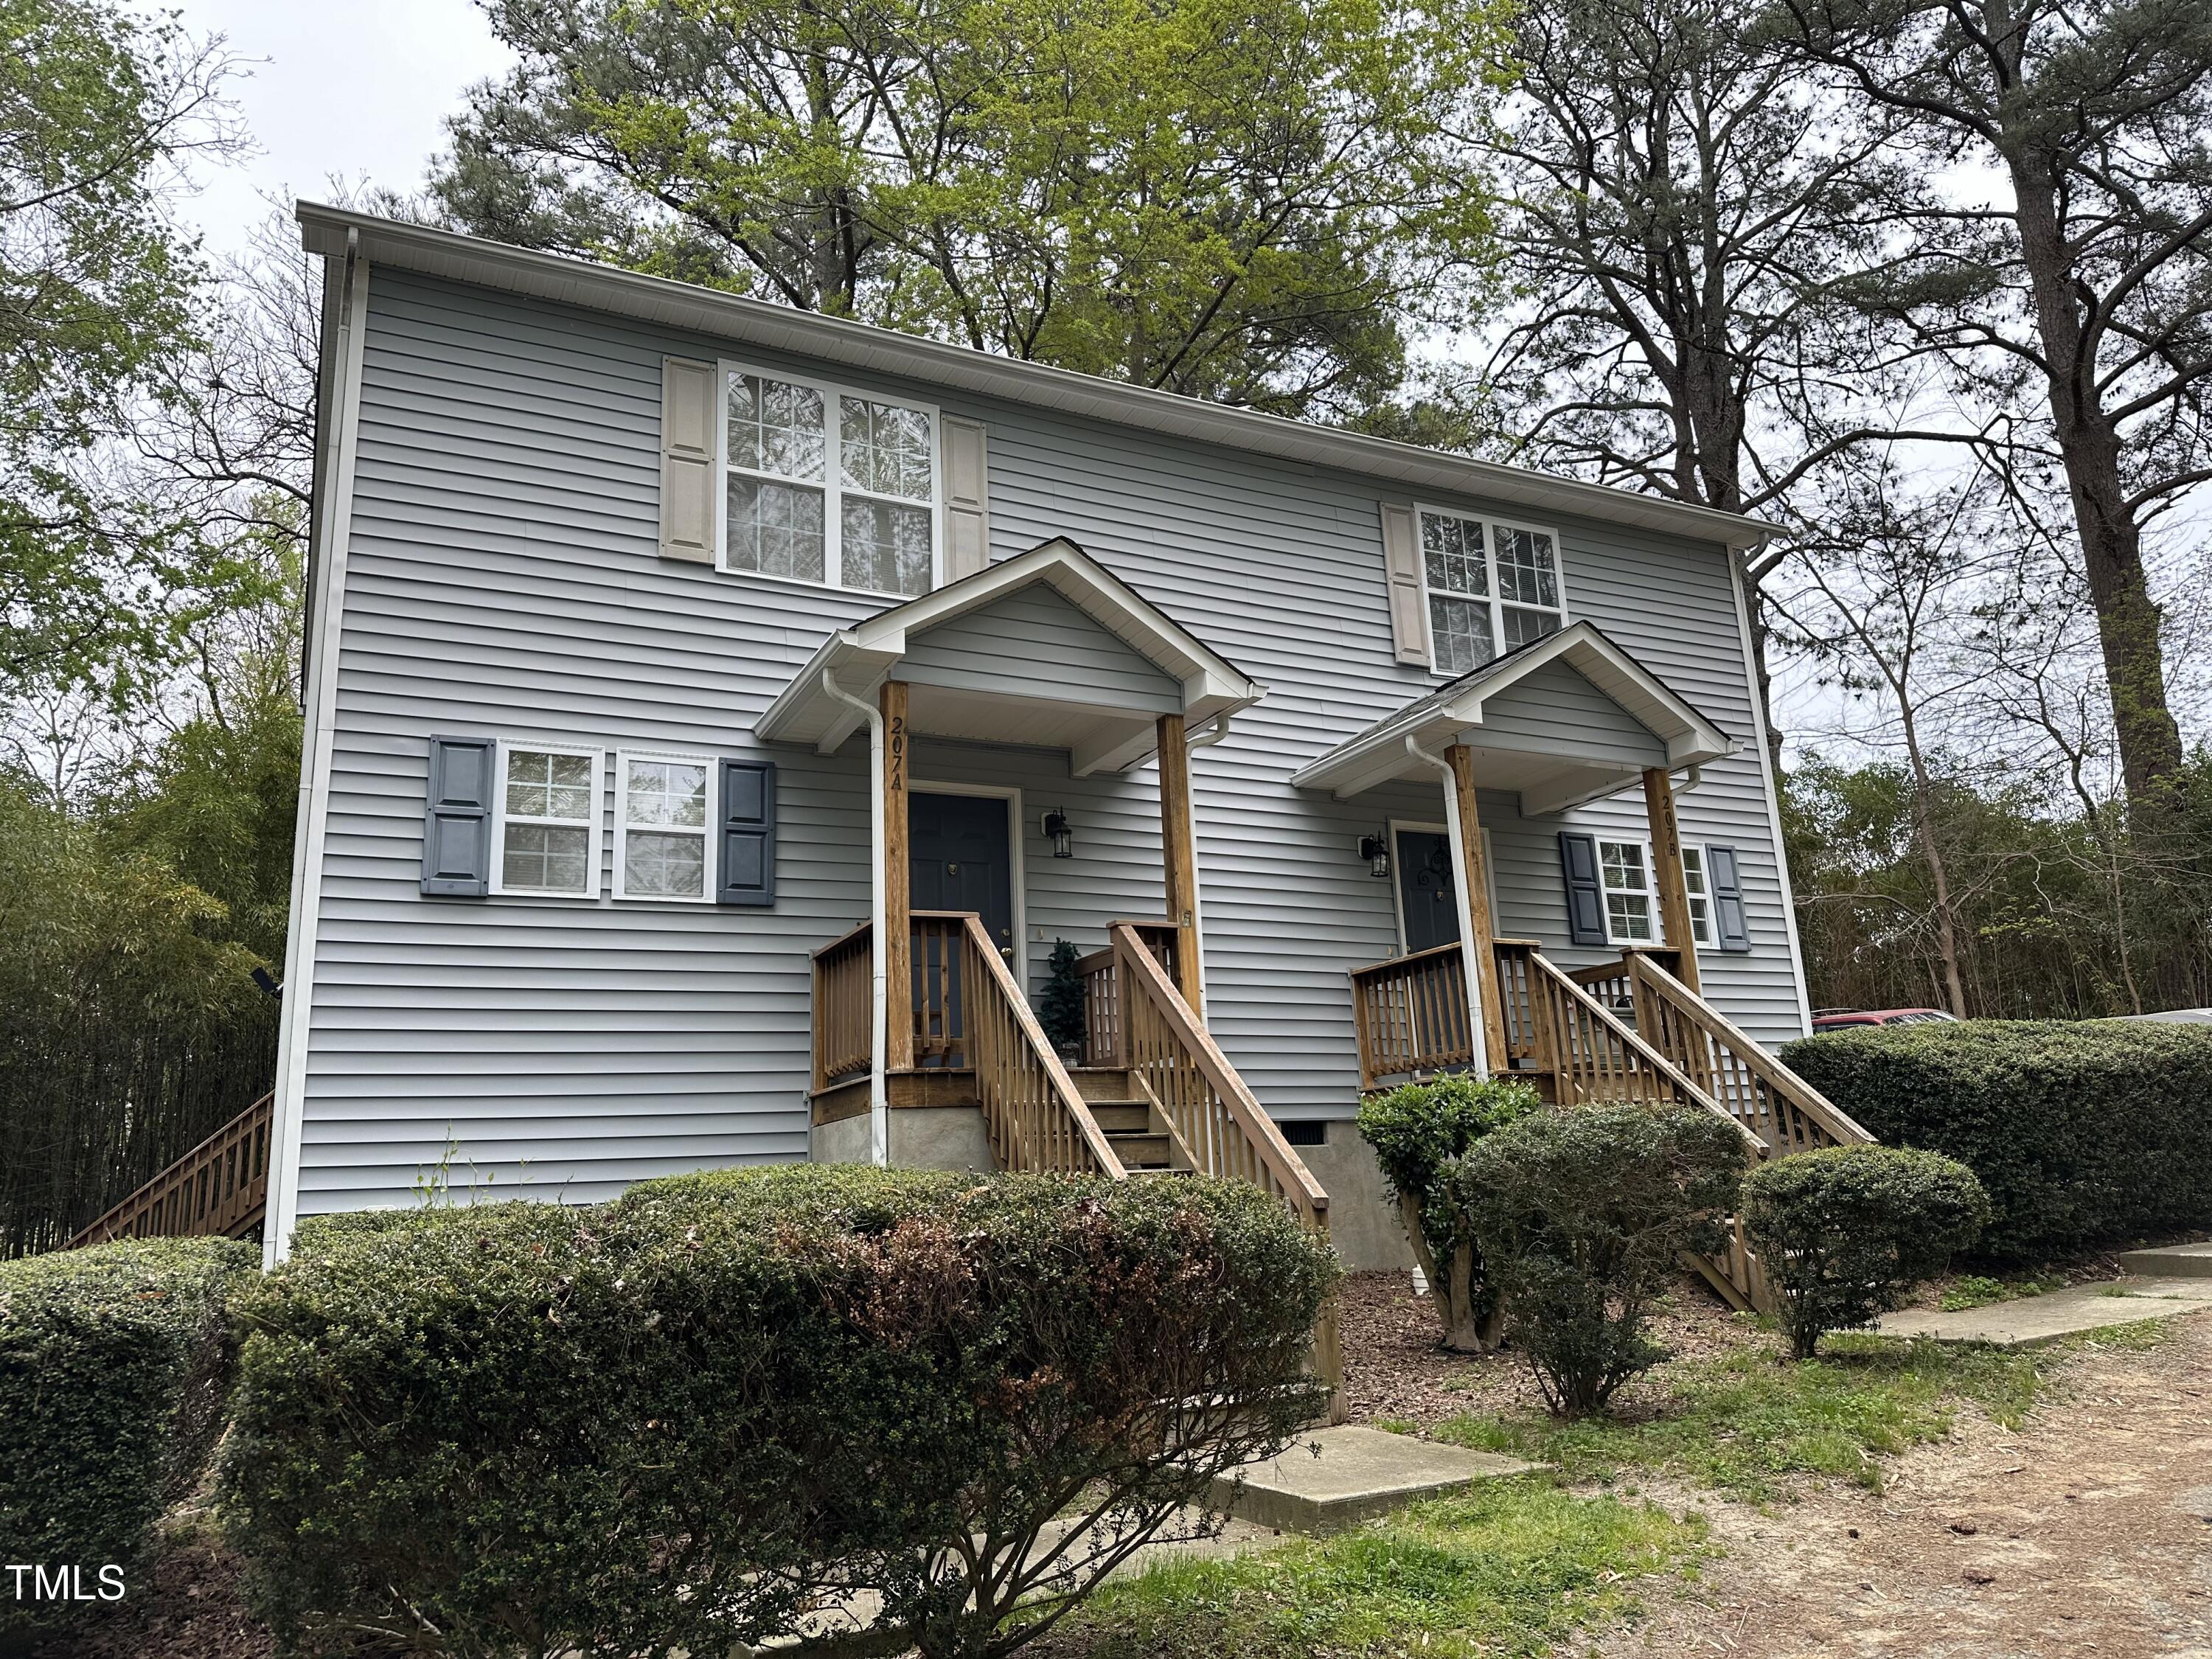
left=1876, top=1273, right=2212, bottom=1348
left=1212, top=1424, right=1538, bottom=1534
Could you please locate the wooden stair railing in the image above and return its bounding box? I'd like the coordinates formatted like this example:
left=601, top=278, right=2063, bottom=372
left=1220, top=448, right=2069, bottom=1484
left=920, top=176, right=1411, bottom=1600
left=812, top=920, right=876, bottom=1091
left=1074, top=921, right=1178, bottom=1068
left=69, top=1092, right=275, bottom=1248
left=947, top=913, right=1125, bottom=1177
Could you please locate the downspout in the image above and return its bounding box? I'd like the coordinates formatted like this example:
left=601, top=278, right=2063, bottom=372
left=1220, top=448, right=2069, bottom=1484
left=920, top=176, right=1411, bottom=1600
left=821, top=669, right=889, bottom=1166
left=1404, top=735, right=1491, bottom=1077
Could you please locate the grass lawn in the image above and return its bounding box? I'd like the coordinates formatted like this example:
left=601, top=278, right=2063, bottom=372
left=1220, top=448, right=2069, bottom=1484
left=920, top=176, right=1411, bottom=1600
left=1027, top=1478, right=1705, bottom=1659
left=1433, top=1323, right=2168, bottom=1505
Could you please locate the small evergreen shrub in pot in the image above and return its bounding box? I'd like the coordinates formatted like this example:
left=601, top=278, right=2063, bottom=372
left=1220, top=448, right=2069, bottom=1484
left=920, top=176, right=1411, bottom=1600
left=0, top=1236, right=257, bottom=1647
left=1458, top=1104, right=1747, bottom=1416
left=1357, top=1075, right=1543, bottom=1351
left=220, top=1165, right=1335, bottom=1659
left=1742, top=1144, right=1989, bottom=1358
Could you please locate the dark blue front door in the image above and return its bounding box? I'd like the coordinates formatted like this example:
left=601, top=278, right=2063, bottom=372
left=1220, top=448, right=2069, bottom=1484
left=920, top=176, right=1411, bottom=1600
left=1396, top=829, right=1460, bottom=953
left=909, top=792, right=1015, bottom=964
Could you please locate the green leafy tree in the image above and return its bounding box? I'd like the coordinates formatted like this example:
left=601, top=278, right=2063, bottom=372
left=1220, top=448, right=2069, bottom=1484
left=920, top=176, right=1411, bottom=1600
left=1, top=0, right=240, bottom=695
left=428, top=0, right=1504, bottom=420
left=1357, top=1075, right=1541, bottom=1352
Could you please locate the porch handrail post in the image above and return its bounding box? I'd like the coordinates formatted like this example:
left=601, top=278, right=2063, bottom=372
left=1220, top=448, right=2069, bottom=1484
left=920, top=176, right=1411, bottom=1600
left=883, top=680, right=914, bottom=1071
left=1641, top=765, right=1703, bottom=994
left=1155, top=712, right=1205, bottom=1015
left=1403, top=736, right=1491, bottom=1077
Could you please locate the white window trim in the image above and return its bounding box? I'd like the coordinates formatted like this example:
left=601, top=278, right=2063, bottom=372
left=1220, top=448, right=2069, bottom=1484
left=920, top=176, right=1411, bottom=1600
left=614, top=748, right=719, bottom=903
left=1413, top=505, right=1571, bottom=675
left=714, top=358, right=943, bottom=600
left=1387, top=818, right=1501, bottom=957
left=1596, top=834, right=1714, bottom=950
left=490, top=739, right=603, bottom=900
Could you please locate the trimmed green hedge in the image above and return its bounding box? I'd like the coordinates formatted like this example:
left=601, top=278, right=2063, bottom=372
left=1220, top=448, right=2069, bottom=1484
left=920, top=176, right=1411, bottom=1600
left=1781, top=1020, right=2212, bottom=1261
left=0, top=1236, right=257, bottom=1644
left=220, top=1164, right=1335, bottom=1659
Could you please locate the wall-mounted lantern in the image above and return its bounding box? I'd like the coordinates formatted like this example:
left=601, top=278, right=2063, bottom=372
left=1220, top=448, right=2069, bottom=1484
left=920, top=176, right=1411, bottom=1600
left=1358, top=832, right=1391, bottom=879
left=1043, top=807, right=1074, bottom=859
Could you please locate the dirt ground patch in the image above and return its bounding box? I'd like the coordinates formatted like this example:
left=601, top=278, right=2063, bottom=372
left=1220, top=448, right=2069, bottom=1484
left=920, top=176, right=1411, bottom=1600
left=1594, top=1311, right=2212, bottom=1658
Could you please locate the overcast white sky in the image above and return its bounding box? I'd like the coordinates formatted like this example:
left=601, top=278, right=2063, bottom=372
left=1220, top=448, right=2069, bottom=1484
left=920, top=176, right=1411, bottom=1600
left=172, top=0, right=512, bottom=255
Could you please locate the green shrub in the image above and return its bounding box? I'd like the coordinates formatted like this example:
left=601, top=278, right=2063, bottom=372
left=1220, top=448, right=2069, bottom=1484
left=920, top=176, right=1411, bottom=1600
left=1458, top=1105, right=1747, bottom=1416
left=220, top=1165, right=1335, bottom=1659
left=1038, top=937, right=1088, bottom=1054
left=1781, top=1020, right=2212, bottom=1260
left=0, top=1237, right=257, bottom=1646
left=1357, top=1076, right=1543, bottom=1352
left=1742, top=1147, right=1989, bottom=1358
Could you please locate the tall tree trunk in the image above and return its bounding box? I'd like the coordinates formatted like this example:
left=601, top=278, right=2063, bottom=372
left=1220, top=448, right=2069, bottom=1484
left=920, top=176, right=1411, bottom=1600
left=2008, top=159, right=2184, bottom=804
left=1899, top=705, right=1969, bottom=1015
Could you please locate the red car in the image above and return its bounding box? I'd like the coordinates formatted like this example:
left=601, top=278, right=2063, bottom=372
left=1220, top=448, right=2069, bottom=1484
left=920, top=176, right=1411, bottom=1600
left=1808, top=1007, right=1960, bottom=1033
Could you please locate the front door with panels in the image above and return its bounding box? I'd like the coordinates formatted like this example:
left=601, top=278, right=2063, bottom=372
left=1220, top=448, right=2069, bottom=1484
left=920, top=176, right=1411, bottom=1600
left=909, top=792, right=1017, bottom=965
left=1396, top=829, right=1461, bottom=953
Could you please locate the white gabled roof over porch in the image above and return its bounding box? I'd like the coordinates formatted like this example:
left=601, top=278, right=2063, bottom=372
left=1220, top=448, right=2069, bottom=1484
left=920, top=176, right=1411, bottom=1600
left=1290, top=622, right=1733, bottom=815
left=755, top=538, right=1266, bottom=773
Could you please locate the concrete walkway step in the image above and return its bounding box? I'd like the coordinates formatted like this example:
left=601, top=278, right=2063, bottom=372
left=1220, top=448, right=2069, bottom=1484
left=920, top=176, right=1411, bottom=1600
left=1875, top=1276, right=2212, bottom=1348
left=2118, top=1241, right=2212, bottom=1279
left=1211, top=1425, right=1537, bottom=1535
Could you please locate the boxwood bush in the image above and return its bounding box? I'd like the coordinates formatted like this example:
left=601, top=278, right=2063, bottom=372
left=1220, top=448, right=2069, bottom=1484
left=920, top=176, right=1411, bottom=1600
left=1781, top=1020, right=2212, bottom=1261
left=1742, top=1146, right=1989, bottom=1357
left=220, top=1165, right=1336, bottom=1659
left=0, top=1236, right=257, bottom=1646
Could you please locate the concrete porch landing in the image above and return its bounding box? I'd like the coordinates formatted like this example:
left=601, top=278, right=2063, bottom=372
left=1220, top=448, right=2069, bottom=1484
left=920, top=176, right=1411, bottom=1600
left=2118, top=1240, right=2212, bottom=1279
left=1875, top=1274, right=2212, bottom=1348
left=1212, top=1425, right=1538, bottom=1534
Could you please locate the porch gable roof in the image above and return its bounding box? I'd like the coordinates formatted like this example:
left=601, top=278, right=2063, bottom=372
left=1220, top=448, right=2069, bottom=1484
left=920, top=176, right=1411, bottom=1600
left=755, top=538, right=1266, bottom=773
left=1290, top=622, right=1733, bottom=815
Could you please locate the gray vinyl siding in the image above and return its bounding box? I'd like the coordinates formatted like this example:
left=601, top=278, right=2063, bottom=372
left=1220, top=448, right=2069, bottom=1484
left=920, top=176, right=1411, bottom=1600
left=293, top=267, right=1804, bottom=1213
left=1470, top=661, right=1667, bottom=770
left=897, top=585, right=1184, bottom=715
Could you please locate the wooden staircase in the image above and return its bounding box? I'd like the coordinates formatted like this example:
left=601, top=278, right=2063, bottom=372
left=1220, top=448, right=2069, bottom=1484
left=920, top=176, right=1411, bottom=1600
left=1068, top=1066, right=1189, bottom=1175
left=1349, top=939, right=1874, bottom=1313
left=67, top=1091, right=274, bottom=1250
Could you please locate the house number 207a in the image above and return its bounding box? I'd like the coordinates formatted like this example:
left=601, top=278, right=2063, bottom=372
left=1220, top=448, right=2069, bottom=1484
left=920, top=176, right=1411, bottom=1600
left=888, top=715, right=905, bottom=790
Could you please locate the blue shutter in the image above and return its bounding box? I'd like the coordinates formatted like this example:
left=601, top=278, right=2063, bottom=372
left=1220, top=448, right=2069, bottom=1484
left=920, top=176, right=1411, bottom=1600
left=1557, top=831, right=1607, bottom=946
left=1705, top=844, right=1752, bottom=953
left=423, top=736, right=495, bottom=897
left=717, top=759, right=776, bottom=906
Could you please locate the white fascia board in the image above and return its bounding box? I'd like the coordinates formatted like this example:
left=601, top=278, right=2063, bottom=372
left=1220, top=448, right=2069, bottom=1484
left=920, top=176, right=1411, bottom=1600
left=295, top=204, right=1774, bottom=554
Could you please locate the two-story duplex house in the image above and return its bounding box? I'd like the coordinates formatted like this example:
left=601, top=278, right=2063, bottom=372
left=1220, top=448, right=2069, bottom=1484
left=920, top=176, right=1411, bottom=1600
left=228, top=203, right=1851, bottom=1279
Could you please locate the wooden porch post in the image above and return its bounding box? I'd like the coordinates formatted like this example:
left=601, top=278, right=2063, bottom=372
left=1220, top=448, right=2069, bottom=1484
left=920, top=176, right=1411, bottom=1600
left=1444, top=744, right=1510, bottom=1069
left=1156, top=712, right=1205, bottom=1014
left=883, top=680, right=914, bottom=1068
left=1642, top=765, right=1703, bottom=993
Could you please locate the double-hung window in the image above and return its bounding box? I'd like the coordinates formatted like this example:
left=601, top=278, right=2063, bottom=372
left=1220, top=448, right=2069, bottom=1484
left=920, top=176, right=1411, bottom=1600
left=720, top=364, right=937, bottom=597
left=495, top=743, right=601, bottom=897
left=1417, top=509, right=1567, bottom=675
left=1597, top=836, right=1714, bottom=948
left=616, top=751, right=714, bottom=901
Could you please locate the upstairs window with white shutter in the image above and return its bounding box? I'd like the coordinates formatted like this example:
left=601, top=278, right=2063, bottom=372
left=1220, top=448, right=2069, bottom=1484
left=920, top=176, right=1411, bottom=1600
left=715, top=361, right=940, bottom=597
left=1413, top=507, right=1569, bottom=675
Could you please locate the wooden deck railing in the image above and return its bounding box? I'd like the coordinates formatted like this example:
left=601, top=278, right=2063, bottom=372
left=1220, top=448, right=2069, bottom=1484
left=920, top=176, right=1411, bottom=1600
left=69, top=1093, right=275, bottom=1248
left=1075, top=920, right=1179, bottom=1068
left=1495, top=942, right=1719, bottom=1110
left=1346, top=942, right=1475, bottom=1089
left=813, top=921, right=876, bottom=1090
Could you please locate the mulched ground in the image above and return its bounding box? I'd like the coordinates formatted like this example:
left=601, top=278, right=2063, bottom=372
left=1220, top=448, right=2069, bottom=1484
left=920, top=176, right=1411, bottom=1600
left=34, top=1528, right=272, bottom=1659
left=1338, top=1267, right=1755, bottom=1426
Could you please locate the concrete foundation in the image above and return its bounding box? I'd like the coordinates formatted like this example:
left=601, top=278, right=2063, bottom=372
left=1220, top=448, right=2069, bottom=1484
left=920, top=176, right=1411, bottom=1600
left=1295, top=1121, right=1417, bottom=1274
left=810, top=1105, right=998, bottom=1173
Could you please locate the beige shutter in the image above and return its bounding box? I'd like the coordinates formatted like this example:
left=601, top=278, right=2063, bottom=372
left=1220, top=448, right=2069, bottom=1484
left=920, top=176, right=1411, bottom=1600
left=942, top=416, right=990, bottom=581
left=1380, top=501, right=1430, bottom=664
left=659, top=356, right=717, bottom=564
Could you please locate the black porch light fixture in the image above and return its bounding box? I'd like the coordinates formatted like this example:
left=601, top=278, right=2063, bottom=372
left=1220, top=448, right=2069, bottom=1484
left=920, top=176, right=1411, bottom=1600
left=1358, top=832, right=1391, bottom=878
left=1043, top=807, right=1074, bottom=859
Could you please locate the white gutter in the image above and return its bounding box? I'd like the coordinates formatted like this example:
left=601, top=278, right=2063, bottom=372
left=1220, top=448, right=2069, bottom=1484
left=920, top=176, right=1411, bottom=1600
left=821, top=670, right=890, bottom=1166
left=1404, top=735, right=1491, bottom=1077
